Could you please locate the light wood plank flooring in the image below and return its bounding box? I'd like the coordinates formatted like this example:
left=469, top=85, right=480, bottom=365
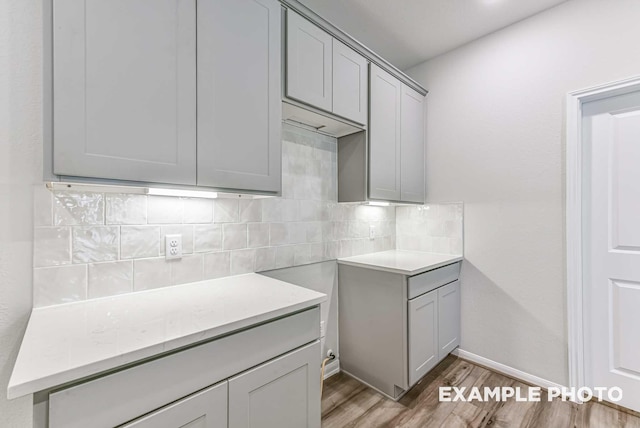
left=321, top=356, right=640, bottom=427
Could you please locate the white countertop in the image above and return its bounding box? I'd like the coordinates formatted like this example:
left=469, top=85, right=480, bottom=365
left=8, top=273, right=326, bottom=399
left=338, top=250, right=463, bottom=276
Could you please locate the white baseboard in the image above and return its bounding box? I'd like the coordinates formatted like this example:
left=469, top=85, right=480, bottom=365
left=453, top=349, right=565, bottom=391
left=323, top=358, right=340, bottom=379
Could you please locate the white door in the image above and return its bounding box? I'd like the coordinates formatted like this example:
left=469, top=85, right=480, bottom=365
left=584, top=90, right=640, bottom=412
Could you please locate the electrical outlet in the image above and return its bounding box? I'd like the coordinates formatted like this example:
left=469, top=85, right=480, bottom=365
left=165, top=234, right=183, bottom=260
left=369, top=224, right=375, bottom=240
left=320, top=321, right=326, bottom=337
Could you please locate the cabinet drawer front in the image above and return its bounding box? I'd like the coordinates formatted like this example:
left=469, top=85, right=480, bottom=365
left=229, top=341, right=321, bottom=428
left=49, top=307, right=320, bottom=428
left=407, top=262, right=461, bottom=300
left=121, top=381, right=227, bottom=428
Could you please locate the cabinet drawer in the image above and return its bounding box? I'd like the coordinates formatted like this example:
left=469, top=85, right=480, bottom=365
left=407, top=262, right=461, bottom=300
left=49, top=307, right=320, bottom=428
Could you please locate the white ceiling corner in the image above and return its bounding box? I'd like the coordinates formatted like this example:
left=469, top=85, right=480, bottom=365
left=298, top=0, right=569, bottom=70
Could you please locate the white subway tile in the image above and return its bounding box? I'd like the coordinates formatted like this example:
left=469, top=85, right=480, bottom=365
left=134, top=258, right=171, bottom=291
left=170, top=254, right=204, bottom=285
left=106, top=194, right=147, bottom=225
left=121, top=226, right=160, bottom=259
left=239, top=199, right=262, bottom=223
left=214, top=199, right=239, bottom=223
left=255, top=247, right=276, bottom=271
left=269, top=223, right=288, bottom=246
left=203, top=252, right=231, bottom=280
left=88, top=261, right=133, bottom=299
left=223, top=224, right=247, bottom=250
left=231, top=249, right=256, bottom=275
left=147, top=196, right=183, bottom=224
left=274, top=245, right=295, bottom=269
left=305, top=222, right=323, bottom=243
left=183, top=198, right=213, bottom=224
left=193, top=224, right=222, bottom=252
left=53, top=192, right=104, bottom=226
left=72, top=226, right=119, bottom=263
left=34, top=265, right=87, bottom=308
left=248, top=223, right=269, bottom=248
left=34, top=227, right=71, bottom=267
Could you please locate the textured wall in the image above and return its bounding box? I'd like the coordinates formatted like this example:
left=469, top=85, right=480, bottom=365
left=33, top=124, right=397, bottom=307
left=0, top=0, right=40, bottom=425
left=406, top=0, right=640, bottom=385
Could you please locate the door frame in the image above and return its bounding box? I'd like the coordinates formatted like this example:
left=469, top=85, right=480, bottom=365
left=566, top=74, right=640, bottom=392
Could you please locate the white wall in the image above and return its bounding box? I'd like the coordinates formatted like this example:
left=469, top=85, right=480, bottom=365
left=0, top=0, right=40, bottom=425
left=406, top=0, right=640, bottom=385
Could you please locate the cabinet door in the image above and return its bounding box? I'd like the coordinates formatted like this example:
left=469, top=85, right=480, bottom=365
left=286, top=10, right=333, bottom=112
left=121, top=382, right=227, bottom=428
left=229, top=341, right=321, bottom=428
left=369, top=64, right=402, bottom=201
left=408, top=289, right=438, bottom=387
left=400, top=84, right=426, bottom=203
left=53, top=0, right=197, bottom=185
left=438, top=280, right=461, bottom=360
left=332, top=40, right=368, bottom=125
left=198, top=0, right=282, bottom=192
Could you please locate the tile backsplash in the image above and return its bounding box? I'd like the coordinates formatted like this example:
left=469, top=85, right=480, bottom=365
left=32, top=124, right=398, bottom=307
left=396, top=203, right=463, bottom=255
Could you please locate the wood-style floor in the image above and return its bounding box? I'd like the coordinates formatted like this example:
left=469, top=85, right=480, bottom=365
left=321, top=356, right=640, bottom=428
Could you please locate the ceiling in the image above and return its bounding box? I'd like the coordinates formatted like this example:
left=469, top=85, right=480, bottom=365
left=298, top=0, right=568, bottom=70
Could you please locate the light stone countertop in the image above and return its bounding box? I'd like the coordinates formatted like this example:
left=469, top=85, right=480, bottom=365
left=8, top=273, right=326, bottom=399
left=338, top=250, right=463, bottom=276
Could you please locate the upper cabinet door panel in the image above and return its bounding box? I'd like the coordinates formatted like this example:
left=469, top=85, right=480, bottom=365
left=332, top=40, right=368, bottom=125
left=369, top=64, right=401, bottom=201
left=53, top=0, right=197, bottom=185
left=286, top=10, right=333, bottom=112
left=400, top=84, right=426, bottom=203
left=197, top=0, right=282, bottom=192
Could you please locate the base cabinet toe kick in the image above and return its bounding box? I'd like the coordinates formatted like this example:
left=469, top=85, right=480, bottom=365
left=338, top=262, right=462, bottom=400
left=37, top=307, right=322, bottom=428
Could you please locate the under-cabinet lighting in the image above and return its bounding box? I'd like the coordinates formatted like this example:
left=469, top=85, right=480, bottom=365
left=365, top=201, right=390, bottom=207
left=146, top=188, right=218, bottom=199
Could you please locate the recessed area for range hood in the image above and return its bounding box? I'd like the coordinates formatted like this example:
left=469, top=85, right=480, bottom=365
left=282, top=101, right=364, bottom=138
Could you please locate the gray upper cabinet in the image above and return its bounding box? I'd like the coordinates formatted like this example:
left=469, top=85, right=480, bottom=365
left=332, top=39, right=368, bottom=126
left=197, top=0, right=282, bottom=193
left=286, top=10, right=333, bottom=112
left=400, top=84, right=426, bottom=203
left=369, top=64, right=402, bottom=201
left=52, top=0, right=197, bottom=185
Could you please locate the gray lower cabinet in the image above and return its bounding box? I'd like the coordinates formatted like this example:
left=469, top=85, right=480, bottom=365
left=45, top=308, right=321, bottom=428
left=197, top=0, right=282, bottom=193
left=408, top=289, right=438, bottom=387
left=338, top=262, right=461, bottom=400
left=438, top=280, right=461, bottom=360
left=229, top=342, right=321, bottom=428
left=121, top=382, right=228, bottom=428
left=52, top=0, right=197, bottom=185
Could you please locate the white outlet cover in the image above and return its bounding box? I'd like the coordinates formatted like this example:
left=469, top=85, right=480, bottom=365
left=165, top=234, right=183, bottom=260
left=369, top=225, right=375, bottom=240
